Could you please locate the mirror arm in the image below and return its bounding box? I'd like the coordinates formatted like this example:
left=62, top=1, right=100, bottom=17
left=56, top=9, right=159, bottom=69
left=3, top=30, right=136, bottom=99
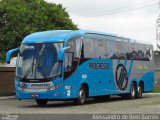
left=58, top=46, right=70, bottom=61
left=6, top=48, right=19, bottom=64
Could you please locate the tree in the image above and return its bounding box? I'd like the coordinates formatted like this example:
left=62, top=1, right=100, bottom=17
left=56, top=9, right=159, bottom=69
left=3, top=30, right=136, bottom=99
left=0, top=0, right=78, bottom=62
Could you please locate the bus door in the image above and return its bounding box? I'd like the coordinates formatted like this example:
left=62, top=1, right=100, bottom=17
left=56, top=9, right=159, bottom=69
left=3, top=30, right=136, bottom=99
left=64, top=38, right=82, bottom=97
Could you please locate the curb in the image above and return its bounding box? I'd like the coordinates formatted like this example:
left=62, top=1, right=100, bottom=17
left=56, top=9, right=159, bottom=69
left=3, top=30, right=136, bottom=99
left=143, top=93, right=160, bottom=95
left=0, top=95, right=16, bottom=100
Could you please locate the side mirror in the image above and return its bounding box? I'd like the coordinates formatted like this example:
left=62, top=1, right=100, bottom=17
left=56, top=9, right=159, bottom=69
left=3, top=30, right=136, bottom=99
left=6, top=48, right=19, bottom=64
left=58, top=46, right=70, bottom=61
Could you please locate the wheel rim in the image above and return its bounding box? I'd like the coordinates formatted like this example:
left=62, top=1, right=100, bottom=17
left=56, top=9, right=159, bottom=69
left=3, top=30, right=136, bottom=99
left=131, top=85, right=135, bottom=97
left=79, top=89, right=86, bottom=103
left=138, top=86, right=142, bottom=97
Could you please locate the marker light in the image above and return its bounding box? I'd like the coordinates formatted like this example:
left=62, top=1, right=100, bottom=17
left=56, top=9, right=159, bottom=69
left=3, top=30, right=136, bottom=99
left=31, top=94, right=40, bottom=98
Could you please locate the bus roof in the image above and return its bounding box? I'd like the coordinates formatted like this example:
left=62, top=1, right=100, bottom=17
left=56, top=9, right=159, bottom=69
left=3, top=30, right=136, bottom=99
left=22, top=30, right=151, bottom=45
left=22, top=30, right=73, bottom=44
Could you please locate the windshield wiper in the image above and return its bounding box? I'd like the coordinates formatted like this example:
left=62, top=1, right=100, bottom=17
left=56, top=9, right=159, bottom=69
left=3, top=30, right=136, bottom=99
left=52, top=74, right=61, bottom=79
left=23, top=57, right=35, bottom=80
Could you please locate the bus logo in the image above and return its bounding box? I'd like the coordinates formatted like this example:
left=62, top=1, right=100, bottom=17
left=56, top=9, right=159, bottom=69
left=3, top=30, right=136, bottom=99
left=89, top=62, right=109, bottom=70
left=115, top=64, right=128, bottom=91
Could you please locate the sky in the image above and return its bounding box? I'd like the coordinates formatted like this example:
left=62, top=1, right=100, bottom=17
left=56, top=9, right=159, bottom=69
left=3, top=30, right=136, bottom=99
left=46, top=0, right=160, bottom=50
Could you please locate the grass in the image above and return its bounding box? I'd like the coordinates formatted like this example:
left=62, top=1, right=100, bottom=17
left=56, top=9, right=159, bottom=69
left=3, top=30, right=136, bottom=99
left=150, top=88, right=160, bottom=93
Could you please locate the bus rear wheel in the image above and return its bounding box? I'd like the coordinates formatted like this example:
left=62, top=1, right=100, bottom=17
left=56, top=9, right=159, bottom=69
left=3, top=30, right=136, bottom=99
left=136, top=84, right=143, bottom=98
left=127, top=83, right=136, bottom=99
left=35, top=99, right=48, bottom=106
left=75, top=86, right=87, bottom=104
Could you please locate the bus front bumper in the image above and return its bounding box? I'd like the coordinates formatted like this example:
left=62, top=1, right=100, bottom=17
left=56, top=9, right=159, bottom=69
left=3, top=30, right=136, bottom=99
left=16, top=89, right=72, bottom=100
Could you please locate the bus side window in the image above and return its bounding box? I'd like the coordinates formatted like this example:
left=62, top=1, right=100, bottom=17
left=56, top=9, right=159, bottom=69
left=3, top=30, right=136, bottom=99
left=106, top=41, right=118, bottom=59
left=129, top=43, right=153, bottom=61
left=117, top=39, right=130, bottom=60
left=94, top=40, right=107, bottom=59
left=130, top=43, right=138, bottom=60
left=136, top=44, right=146, bottom=60
left=106, top=39, right=129, bottom=60
left=145, top=47, right=152, bottom=61
left=83, top=38, right=95, bottom=58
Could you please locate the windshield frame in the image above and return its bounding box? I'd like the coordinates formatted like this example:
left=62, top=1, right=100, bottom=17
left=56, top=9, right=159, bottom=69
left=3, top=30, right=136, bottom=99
left=16, top=42, right=64, bottom=81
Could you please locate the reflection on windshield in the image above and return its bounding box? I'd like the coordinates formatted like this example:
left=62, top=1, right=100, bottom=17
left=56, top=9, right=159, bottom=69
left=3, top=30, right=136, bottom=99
left=16, top=43, right=63, bottom=79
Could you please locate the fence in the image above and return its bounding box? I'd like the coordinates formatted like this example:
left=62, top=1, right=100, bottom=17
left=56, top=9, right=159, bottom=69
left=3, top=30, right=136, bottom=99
left=0, top=67, right=15, bottom=96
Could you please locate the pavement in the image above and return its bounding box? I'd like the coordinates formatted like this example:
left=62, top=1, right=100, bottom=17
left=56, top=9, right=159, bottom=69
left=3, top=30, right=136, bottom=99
left=0, top=93, right=160, bottom=114
left=0, top=95, right=15, bottom=100
left=0, top=93, right=159, bottom=100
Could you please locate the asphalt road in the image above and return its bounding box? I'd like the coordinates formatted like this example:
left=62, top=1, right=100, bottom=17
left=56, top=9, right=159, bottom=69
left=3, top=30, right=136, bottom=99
left=0, top=93, right=160, bottom=114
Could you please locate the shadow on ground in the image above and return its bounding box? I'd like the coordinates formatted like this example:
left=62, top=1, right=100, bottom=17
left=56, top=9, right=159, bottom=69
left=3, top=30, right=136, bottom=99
left=23, top=95, right=151, bottom=108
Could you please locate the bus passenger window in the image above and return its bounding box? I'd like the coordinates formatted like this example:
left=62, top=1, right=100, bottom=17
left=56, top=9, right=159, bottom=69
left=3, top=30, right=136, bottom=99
left=126, top=52, right=131, bottom=59
left=108, top=50, right=114, bottom=58
left=130, top=50, right=139, bottom=60
left=137, top=50, right=144, bottom=59
left=83, top=38, right=95, bottom=58
left=118, top=40, right=129, bottom=60
left=145, top=49, right=152, bottom=61
left=107, top=41, right=118, bottom=59
left=94, top=40, right=107, bottom=59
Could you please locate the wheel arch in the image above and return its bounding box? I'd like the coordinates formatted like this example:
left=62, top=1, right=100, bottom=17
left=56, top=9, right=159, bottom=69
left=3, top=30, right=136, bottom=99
left=80, top=83, right=89, bottom=97
left=131, top=80, right=137, bottom=89
left=138, top=80, right=144, bottom=92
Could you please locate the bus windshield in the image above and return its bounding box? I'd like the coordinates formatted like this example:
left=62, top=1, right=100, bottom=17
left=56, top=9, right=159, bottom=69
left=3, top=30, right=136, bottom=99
left=16, top=43, right=63, bottom=80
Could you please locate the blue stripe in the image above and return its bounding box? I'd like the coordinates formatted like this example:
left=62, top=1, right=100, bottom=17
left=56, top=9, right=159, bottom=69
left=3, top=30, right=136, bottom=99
left=128, top=60, right=133, bottom=79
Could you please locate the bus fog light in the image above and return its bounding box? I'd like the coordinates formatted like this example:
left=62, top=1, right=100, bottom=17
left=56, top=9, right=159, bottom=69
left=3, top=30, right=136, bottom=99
left=48, top=86, right=56, bottom=91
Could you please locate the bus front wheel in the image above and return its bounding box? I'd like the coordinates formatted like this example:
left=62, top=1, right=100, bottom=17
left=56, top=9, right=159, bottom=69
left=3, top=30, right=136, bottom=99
left=35, top=99, right=48, bottom=106
left=75, top=86, right=87, bottom=104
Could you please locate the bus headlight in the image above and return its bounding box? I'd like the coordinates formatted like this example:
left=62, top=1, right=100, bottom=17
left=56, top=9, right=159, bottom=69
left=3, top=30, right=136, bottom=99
left=47, top=83, right=62, bottom=91
left=17, top=86, right=23, bottom=91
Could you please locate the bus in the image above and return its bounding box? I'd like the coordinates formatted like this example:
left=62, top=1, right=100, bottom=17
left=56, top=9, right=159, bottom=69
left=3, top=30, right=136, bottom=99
left=6, top=30, right=154, bottom=106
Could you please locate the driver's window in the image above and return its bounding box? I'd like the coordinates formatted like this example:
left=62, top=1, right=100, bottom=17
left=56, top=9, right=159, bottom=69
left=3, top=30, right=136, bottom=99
left=64, top=37, right=82, bottom=72
left=64, top=52, right=73, bottom=72
left=66, top=37, right=82, bottom=58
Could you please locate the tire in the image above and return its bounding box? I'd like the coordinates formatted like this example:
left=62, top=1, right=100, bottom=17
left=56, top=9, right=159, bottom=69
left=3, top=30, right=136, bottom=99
left=35, top=99, right=48, bottom=106
left=75, top=86, right=87, bottom=104
left=127, top=83, right=136, bottom=99
left=136, top=84, right=143, bottom=99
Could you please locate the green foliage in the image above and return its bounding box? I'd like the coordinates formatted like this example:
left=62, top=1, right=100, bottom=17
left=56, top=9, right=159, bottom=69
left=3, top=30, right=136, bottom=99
left=0, top=52, right=6, bottom=63
left=0, top=0, right=78, bottom=62
left=151, top=88, right=160, bottom=93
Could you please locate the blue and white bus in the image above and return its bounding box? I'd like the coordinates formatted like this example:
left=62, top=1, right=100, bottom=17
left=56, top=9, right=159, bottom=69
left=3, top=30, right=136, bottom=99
left=6, top=30, right=154, bottom=106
